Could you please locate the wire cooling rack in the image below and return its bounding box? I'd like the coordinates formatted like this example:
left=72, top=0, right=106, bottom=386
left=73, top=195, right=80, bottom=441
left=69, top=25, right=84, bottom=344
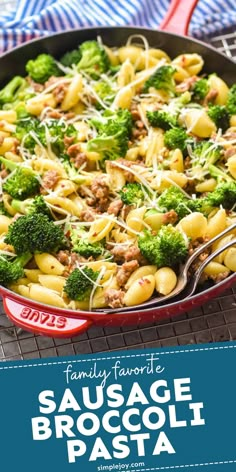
left=210, top=30, right=236, bottom=58
left=0, top=29, right=236, bottom=361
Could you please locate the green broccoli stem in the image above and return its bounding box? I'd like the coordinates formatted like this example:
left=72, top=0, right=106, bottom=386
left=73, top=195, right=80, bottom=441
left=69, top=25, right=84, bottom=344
left=0, top=76, right=26, bottom=104
left=14, top=252, right=33, bottom=268
left=0, top=155, right=19, bottom=172
left=0, top=251, right=32, bottom=286
left=87, top=135, right=118, bottom=154
left=209, top=164, right=233, bottom=182
left=11, top=199, right=32, bottom=214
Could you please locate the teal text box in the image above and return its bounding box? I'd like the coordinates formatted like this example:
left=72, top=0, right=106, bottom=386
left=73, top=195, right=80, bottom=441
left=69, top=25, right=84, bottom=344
left=0, top=342, right=236, bottom=472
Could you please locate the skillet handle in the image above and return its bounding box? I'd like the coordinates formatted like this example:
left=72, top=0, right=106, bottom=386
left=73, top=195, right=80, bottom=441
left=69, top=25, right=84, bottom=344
left=159, top=0, right=198, bottom=36
left=2, top=296, right=93, bottom=338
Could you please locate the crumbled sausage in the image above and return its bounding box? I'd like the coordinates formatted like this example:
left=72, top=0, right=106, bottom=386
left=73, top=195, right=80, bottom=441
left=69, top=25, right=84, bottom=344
left=26, top=77, right=44, bottom=93
left=104, top=288, right=125, bottom=308
left=44, top=110, right=75, bottom=120
left=90, top=175, right=110, bottom=211
left=53, top=82, right=68, bottom=104
left=72, top=153, right=88, bottom=169
left=130, top=103, right=141, bottom=121
left=136, top=120, right=145, bottom=129
left=0, top=168, right=8, bottom=179
left=57, top=250, right=70, bottom=265
left=163, top=210, right=178, bottom=225
left=210, top=272, right=230, bottom=283
left=67, top=143, right=81, bottom=156
left=132, top=127, right=147, bottom=139
left=203, top=88, right=218, bottom=105
left=44, top=76, right=63, bottom=88
left=64, top=135, right=76, bottom=147
left=44, top=76, right=68, bottom=104
left=91, top=175, right=110, bottom=200
left=188, top=237, right=211, bottom=272
left=67, top=141, right=88, bottom=168
left=65, top=112, right=75, bottom=120
left=80, top=208, right=97, bottom=222
left=116, top=260, right=139, bottom=286
left=57, top=252, right=88, bottom=276
left=110, top=245, right=127, bottom=262
left=125, top=245, right=142, bottom=262
left=225, top=147, right=236, bottom=159
left=111, top=244, right=143, bottom=264
left=176, top=75, right=198, bottom=93
left=107, top=199, right=123, bottom=215
left=46, top=110, right=63, bottom=119
left=40, top=170, right=60, bottom=192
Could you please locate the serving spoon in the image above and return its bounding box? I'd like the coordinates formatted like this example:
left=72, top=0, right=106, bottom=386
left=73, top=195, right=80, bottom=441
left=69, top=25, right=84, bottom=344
left=98, top=222, right=236, bottom=313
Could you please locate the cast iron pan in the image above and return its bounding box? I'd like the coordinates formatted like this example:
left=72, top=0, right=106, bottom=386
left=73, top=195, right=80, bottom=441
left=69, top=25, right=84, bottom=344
left=0, top=0, right=235, bottom=337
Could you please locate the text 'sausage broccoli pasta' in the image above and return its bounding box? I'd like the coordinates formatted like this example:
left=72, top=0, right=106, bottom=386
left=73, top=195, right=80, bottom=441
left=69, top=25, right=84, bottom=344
left=0, top=37, right=236, bottom=311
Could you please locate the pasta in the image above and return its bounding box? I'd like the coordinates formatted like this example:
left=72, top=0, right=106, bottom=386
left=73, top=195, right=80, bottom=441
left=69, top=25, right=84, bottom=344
left=0, top=35, right=235, bottom=312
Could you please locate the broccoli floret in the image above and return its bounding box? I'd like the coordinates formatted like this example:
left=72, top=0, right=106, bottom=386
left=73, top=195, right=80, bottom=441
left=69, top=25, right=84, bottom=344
left=74, top=240, right=104, bottom=258
left=26, top=54, right=61, bottom=84
left=60, top=48, right=81, bottom=67
left=0, top=77, right=33, bottom=113
left=94, top=81, right=116, bottom=108
left=157, top=186, right=201, bottom=219
left=143, top=65, right=176, bottom=95
left=15, top=117, right=40, bottom=152
left=191, top=78, right=209, bottom=101
left=70, top=227, right=104, bottom=258
left=186, top=141, right=224, bottom=182
left=11, top=195, right=53, bottom=219
left=91, top=109, right=132, bottom=134
left=64, top=267, right=99, bottom=301
left=146, top=92, right=191, bottom=131
left=0, top=76, right=27, bottom=106
left=61, top=158, right=92, bottom=184
left=208, top=105, right=230, bottom=132
left=76, top=41, right=110, bottom=79
left=3, top=168, right=40, bottom=200
left=28, top=195, right=53, bottom=217
left=146, top=110, right=178, bottom=130
left=119, top=183, right=145, bottom=205
left=15, top=118, right=77, bottom=156
left=227, top=84, right=236, bottom=115
left=203, top=181, right=236, bottom=209
left=15, top=104, right=32, bottom=120
left=193, top=140, right=223, bottom=168
left=0, top=157, right=40, bottom=200
left=87, top=134, right=127, bottom=160
left=5, top=214, right=66, bottom=255
left=138, top=225, right=188, bottom=268
left=110, top=65, right=121, bottom=75
left=208, top=164, right=233, bottom=183
left=164, top=127, right=190, bottom=151
left=87, top=109, right=133, bottom=160
left=40, top=120, right=77, bottom=157
left=0, top=253, right=32, bottom=287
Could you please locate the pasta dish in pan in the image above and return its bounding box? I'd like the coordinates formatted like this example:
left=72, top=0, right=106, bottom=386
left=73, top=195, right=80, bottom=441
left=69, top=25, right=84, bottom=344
left=0, top=36, right=235, bottom=311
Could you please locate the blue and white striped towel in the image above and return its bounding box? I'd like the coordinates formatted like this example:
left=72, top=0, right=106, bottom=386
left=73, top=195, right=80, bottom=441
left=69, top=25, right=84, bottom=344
left=0, top=0, right=236, bottom=53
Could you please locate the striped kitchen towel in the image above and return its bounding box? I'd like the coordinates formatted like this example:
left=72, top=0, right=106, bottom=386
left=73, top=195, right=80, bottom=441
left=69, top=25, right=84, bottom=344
left=0, top=0, right=236, bottom=52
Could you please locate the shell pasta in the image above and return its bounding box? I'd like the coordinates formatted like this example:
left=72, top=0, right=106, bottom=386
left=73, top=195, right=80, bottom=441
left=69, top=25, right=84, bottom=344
left=0, top=35, right=235, bottom=311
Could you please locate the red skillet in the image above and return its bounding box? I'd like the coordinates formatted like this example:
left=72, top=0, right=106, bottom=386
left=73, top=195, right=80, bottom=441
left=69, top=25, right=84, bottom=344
left=0, top=0, right=236, bottom=337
